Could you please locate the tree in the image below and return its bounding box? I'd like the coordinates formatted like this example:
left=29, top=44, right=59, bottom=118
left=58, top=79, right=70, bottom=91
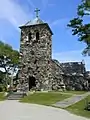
left=67, top=0, right=90, bottom=56
left=0, top=55, right=18, bottom=89
left=0, top=71, right=5, bottom=84
left=0, top=41, right=19, bottom=64
left=0, top=41, right=19, bottom=91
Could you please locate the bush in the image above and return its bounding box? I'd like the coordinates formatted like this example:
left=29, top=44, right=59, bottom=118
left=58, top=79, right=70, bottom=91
left=0, top=84, right=4, bottom=92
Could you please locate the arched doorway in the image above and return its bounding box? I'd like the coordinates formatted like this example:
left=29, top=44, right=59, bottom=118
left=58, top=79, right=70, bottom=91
left=29, top=76, right=36, bottom=90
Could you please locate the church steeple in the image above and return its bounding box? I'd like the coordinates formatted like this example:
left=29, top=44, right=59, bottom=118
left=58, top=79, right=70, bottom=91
left=19, top=8, right=53, bottom=35
left=19, top=8, right=53, bottom=91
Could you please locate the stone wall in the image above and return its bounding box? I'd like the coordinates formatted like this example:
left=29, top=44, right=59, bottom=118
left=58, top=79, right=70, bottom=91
left=50, top=60, right=65, bottom=90
left=85, top=71, right=90, bottom=90
left=18, top=21, right=89, bottom=91
left=60, top=62, right=86, bottom=74
left=51, top=60, right=88, bottom=90
left=60, top=62, right=87, bottom=90
left=62, top=75, right=86, bottom=90
left=19, top=24, right=53, bottom=91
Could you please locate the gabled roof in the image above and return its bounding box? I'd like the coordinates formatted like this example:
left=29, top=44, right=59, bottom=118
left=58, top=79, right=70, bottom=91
left=19, top=22, right=53, bottom=35
left=24, top=17, right=44, bottom=26
left=19, top=13, right=53, bottom=35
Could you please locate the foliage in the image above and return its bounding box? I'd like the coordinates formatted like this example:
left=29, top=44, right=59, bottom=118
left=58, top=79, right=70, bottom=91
left=0, top=41, right=19, bottom=91
left=0, top=71, right=5, bottom=84
left=0, top=41, right=19, bottom=64
left=67, top=0, right=90, bottom=56
left=0, top=84, right=4, bottom=92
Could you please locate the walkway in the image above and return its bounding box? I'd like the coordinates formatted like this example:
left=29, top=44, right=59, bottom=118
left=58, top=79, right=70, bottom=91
left=0, top=100, right=89, bottom=120
left=53, top=92, right=90, bottom=108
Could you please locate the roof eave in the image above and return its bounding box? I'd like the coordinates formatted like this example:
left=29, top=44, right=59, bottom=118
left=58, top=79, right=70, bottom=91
left=19, top=23, right=53, bottom=35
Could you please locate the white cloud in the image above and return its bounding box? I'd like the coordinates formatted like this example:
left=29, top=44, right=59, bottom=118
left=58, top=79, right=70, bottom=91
left=42, top=0, right=55, bottom=8
left=42, top=0, right=49, bottom=8
left=0, top=0, right=33, bottom=31
left=0, top=0, right=55, bottom=31
left=40, top=0, right=55, bottom=16
left=52, top=50, right=90, bottom=71
left=27, top=0, right=35, bottom=8
left=51, top=18, right=69, bottom=27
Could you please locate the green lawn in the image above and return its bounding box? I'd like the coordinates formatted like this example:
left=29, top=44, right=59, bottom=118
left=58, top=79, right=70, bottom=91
left=20, top=92, right=71, bottom=106
left=51, top=91, right=87, bottom=95
left=0, top=92, right=6, bottom=101
left=66, top=95, right=90, bottom=118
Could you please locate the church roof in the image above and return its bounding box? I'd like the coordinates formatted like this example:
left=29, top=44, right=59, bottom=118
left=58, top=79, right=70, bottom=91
left=19, top=8, right=53, bottom=35
left=24, top=17, right=44, bottom=26
left=23, top=8, right=44, bottom=26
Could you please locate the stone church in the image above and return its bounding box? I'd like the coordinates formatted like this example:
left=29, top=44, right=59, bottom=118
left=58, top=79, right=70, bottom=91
left=18, top=9, right=87, bottom=91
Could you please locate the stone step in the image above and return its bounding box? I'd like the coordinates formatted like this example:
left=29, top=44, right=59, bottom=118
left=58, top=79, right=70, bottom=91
left=7, top=92, right=25, bottom=100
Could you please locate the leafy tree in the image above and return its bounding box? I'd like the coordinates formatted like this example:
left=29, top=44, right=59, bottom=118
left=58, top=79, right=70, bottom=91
left=0, top=41, right=19, bottom=91
left=67, top=0, right=90, bottom=56
left=0, top=55, right=18, bottom=88
left=0, top=71, right=5, bottom=84
left=0, top=41, right=19, bottom=64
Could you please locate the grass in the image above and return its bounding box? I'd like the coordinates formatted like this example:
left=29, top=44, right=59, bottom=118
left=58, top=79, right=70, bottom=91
left=0, top=92, right=6, bottom=101
left=66, top=95, right=90, bottom=118
left=20, top=92, right=71, bottom=106
left=60, top=91, right=87, bottom=95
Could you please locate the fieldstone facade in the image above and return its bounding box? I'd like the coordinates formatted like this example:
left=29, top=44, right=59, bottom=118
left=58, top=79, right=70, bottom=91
left=19, top=22, right=54, bottom=91
left=18, top=12, right=88, bottom=91
left=85, top=71, right=90, bottom=90
left=51, top=60, right=65, bottom=90
left=60, top=62, right=88, bottom=90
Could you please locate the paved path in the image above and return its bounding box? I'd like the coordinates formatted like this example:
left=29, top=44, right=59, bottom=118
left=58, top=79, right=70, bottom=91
left=53, top=92, right=90, bottom=108
left=0, top=100, right=89, bottom=120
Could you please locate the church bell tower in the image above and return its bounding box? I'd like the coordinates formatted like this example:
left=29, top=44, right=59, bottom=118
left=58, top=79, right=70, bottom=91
left=19, top=8, right=53, bottom=91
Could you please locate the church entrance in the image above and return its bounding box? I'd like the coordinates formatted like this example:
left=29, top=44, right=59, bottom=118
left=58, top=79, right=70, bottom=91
left=29, top=76, right=36, bottom=90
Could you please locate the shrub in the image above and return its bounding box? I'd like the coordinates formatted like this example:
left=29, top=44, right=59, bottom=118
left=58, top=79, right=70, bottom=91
left=0, top=84, right=4, bottom=92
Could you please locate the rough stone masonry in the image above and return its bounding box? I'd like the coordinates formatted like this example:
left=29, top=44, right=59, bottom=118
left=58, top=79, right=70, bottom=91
left=18, top=9, right=88, bottom=91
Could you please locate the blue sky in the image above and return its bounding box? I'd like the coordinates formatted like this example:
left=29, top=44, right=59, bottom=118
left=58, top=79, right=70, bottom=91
left=0, top=0, right=90, bottom=70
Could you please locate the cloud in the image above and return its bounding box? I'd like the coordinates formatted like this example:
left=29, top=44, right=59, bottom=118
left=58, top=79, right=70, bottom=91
left=39, top=0, right=49, bottom=16
left=42, top=0, right=49, bottom=8
left=51, top=18, right=69, bottom=27
left=40, top=0, right=55, bottom=16
left=27, top=0, right=35, bottom=9
left=42, top=0, right=55, bottom=8
left=0, top=0, right=33, bottom=31
left=0, top=0, right=55, bottom=31
left=52, top=50, right=90, bottom=71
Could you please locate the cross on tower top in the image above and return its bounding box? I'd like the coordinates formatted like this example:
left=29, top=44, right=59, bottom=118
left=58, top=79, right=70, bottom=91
left=34, top=8, right=40, bottom=18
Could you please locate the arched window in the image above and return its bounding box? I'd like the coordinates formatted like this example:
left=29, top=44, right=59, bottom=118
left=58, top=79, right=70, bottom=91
left=36, top=31, right=39, bottom=40
left=28, top=32, right=32, bottom=41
